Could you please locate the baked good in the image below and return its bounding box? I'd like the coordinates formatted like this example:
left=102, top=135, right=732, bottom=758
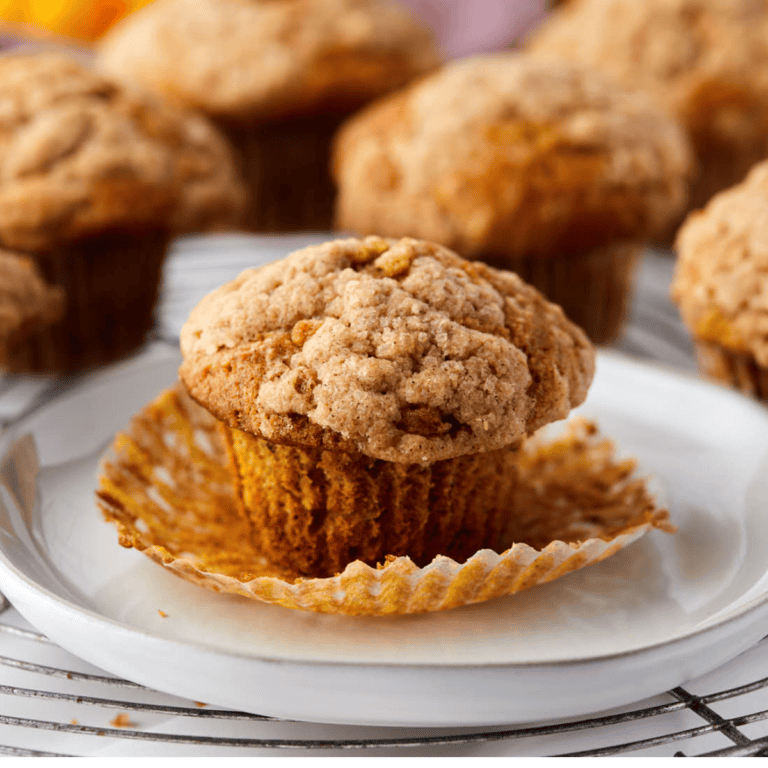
left=332, top=53, right=691, bottom=344
left=671, top=161, right=768, bottom=399
left=0, top=251, right=64, bottom=367
left=0, top=52, right=246, bottom=372
left=178, top=236, right=595, bottom=578
left=527, top=0, right=768, bottom=216
left=97, top=0, right=442, bottom=233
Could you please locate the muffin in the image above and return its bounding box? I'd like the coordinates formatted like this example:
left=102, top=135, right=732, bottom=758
left=178, top=235, right=595, bottom=579
left=97, top=0, right=442, bottom=233
left=528, top=0, right=768, bottom=215
left=0, top=251, right=64, bottom=367
left=0, top=52, right=246, bottom=373
left=671, top=161, right=768, bottom=399
left=332, top=53, right=692, bottom=344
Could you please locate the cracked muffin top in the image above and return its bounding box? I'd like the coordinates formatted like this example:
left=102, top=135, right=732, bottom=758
left=671, top=161, right=768, bottom=367
left=0, top=52, right=247, bottom=252
left=527, top=0, right=768, bottom=162
left=97, top=0, right=442, bottom=125
left=0, top=251, right=64, bottom=360
left=332, top=53, right=692, bottom=258
left=179, top=236, right=596, bottom=463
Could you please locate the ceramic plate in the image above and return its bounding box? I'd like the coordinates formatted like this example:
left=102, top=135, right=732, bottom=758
left=1, top=345, right=768, bottom=727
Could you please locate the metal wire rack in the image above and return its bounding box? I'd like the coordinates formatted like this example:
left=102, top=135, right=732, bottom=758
left=1, top=241, right=767, bottom=756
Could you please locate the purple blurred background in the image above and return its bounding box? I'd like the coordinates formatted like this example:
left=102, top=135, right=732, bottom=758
left=400, top=0, right=547, bottom=58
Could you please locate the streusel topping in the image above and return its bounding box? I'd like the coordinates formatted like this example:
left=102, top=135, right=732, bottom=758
left=332, top=53, right=692, bottom=257
left=672, top=161, right=768, bottom=366
left=97, top=0, right=441, bottom=124
left=0, top=250, right=64, bottom=355
left=0, top=52, right=246, bottom=250
left=180, top=237, right=595, bottom=463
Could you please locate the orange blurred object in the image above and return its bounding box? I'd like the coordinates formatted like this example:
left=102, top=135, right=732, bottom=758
left=1, top=0, right=153, bottom=41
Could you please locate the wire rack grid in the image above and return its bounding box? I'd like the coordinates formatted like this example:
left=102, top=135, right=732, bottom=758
left=0, top=240, right=768, bottom=756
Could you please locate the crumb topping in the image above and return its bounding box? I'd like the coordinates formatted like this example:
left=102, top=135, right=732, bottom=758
left=97, top=0, right=441, bottom=124
left=528, top=0, right=768, bottom=170
left=672, top=160, right=768, bottom=366
left=180, top=237, right=595, bottom=463
left=332, top=53, right=692, bottom=257
left=0, top=52, right=246, bottom=251
left=0, top=250, right=64, bottom=358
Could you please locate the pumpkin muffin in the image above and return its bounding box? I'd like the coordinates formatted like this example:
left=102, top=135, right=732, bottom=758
left=528, top=0, right=768, bottom=216
left=671, top=161, right=768, bottom=399
left=0, top=251, right=64, bottom=368
left=179, top=235, right=595, bottom=579
left=97, top=0, right=442, bottom=233
left=0, top=51, right=246, bottom=373
left=332, top=53, right=692, bottom=344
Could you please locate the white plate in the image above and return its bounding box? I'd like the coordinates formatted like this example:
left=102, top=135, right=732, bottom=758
left=1, top=346, right=768, bottom=727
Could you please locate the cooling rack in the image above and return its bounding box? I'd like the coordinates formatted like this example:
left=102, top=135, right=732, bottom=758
left=1, top=239, right=768, bottom=756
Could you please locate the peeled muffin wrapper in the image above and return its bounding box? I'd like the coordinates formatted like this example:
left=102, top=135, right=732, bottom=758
left=95, top=385, right=673, bottom=616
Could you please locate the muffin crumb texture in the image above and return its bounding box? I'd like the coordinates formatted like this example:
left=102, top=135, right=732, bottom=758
left=0, top=250, right=64, bottom=359
left=672, top=161, right=768, bottom=368
left=332, top=54, right=691, bottom=256
left=0, top=52, right=246, bottom=250
left=97, top=0, right=441, bottom=123
left=180, top=237, right=595, bottom=463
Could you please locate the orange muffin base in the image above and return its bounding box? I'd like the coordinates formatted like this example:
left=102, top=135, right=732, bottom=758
left=693, top=340, right=768, bottom=400
left=95, top=384, right=672, bottom=616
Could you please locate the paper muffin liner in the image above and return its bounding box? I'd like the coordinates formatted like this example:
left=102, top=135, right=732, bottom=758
left=96, top=384, right=673, bottom=616
left=693, top=339, right=768, bottom=401
left=217, top=115, right=344, bottom=233
left=481, top=243, right=640, bottom=346
left=225, top=425, right=520, bottom=578
left=5, top=228, right=170, bottom=373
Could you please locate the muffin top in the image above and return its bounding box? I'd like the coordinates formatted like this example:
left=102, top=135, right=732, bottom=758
left=528, top=0, right=768, bottom=159
left=97, top=0, right=442, bottom=125
left=671, top=161, right=768, bottom=367
left=0, top=52, right=247, bottom=252
left=332, top=53, right=692, bottom=258
left=180, top=236, right=595, bottom=464
left=0, top=251, right=64, bottom=358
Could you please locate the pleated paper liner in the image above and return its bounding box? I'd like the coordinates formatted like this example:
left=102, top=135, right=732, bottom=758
left=96, top=384, right=673, bottom=616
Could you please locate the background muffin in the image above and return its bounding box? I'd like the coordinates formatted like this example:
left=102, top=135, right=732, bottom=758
left=528, top=0, right=768, bottom=217
left=179, top=236, right=595, bottom=578
left=333, top=53, right=692, bottom=344
left=97, top=0, right=442, bottom=233
left=0, top=250, right=64, bottom=367
left=671, top=161, right=768, bottom=400
left=0, top=52, right=246, bottom=373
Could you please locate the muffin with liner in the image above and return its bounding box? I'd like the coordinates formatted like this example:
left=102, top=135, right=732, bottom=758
left=96, top=385, right=672, bottom=615
left=527, top=0, right=768, bottom=216
left=0, top=52, right=246, bottom=373
left=671, top=161, right=768, bottom=400
left=0, top=251, right=64, bottom=367
left=97, top=0, right=442, bottom=233
left=175, top=236, right=595, bottom=579
left=332, top=54, right=691, bottom=345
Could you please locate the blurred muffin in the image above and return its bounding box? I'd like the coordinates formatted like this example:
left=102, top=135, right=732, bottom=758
left=333, top=53, right=691, bottom=344
left=0, top=52, right=246, bottom=373
left=0, top=251, right=64, bottom=367
left=671, top=161, right=768, bottom=399
left=528, top=0, right=768, bottom=215
left=97, top=0, right=442, bottom=233
left=179, top=236, right=595, bottom=578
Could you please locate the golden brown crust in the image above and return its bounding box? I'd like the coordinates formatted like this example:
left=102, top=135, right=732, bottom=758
left=332, top=53, right=692, bottom=257
left=179, top=236, right=595, bottom=463
left=528, top=0, right=768, bottom=207
left=671, top=161, right=768, bottom=367
left=0, top=52, right=246, bottom=250
left=97, top=0, right=442, bottom=124
left=0, top=250, right=64, bottom=362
